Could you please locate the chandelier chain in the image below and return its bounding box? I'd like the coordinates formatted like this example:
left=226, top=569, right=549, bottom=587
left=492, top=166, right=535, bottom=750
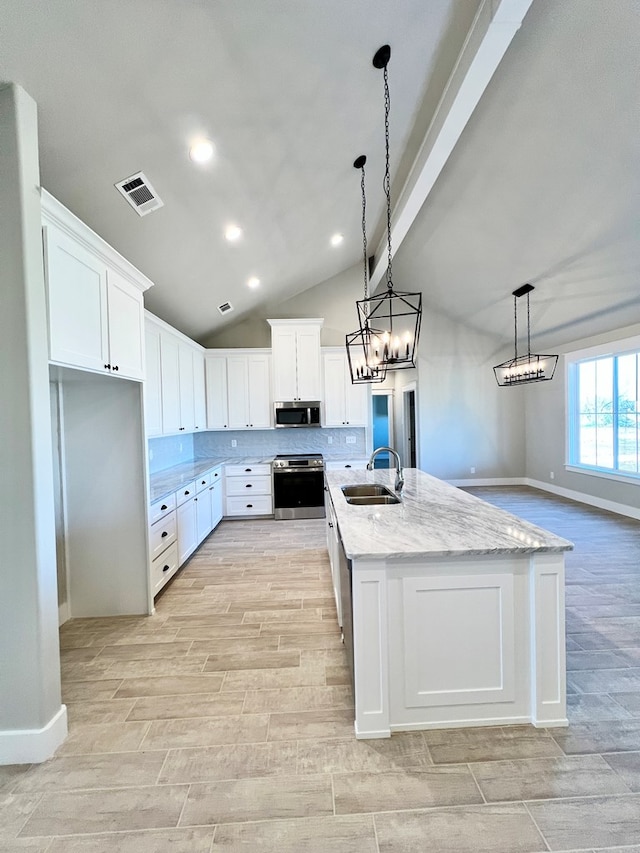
left=527, top=291, right=531, bottom=357
left=513, top=295, right=518, bottom=362
left=383, top=64, right=393, bottom=291
left=360, top=162, right=368, bottom=305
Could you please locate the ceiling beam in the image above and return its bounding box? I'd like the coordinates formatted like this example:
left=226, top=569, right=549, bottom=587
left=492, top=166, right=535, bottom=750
left=370, top=0, right=534, bottom=290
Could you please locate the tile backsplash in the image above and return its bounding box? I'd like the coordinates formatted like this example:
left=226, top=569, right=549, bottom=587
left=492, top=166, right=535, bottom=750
left=195, top=427, right=367, bottom=460
left=148, top=433, right=195, bottom=474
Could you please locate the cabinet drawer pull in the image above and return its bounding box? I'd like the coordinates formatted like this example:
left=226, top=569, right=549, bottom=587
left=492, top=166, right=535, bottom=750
left=345, top=464, right=351, bottom=468
left=246, top=504, right=253, bottom=508
left=163, top=564, right=170, bottom=572
left=161, top=531, right=168, bottom=538
left=201, top=480, right=206, bottom=485
left=161, top=504, right=168, bottom=510
left=245, top=468, right=252, bottom=472
left=245, top=484, right=252, bottom=488
left=184, top=490, right=190, bottom=496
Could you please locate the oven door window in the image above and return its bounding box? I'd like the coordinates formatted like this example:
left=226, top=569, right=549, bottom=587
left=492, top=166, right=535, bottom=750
left=274, top=470, right=324, bottom=509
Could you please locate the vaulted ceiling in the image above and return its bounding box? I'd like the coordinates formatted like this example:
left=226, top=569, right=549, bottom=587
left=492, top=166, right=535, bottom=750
left=2, top=0, right=639, bottom=350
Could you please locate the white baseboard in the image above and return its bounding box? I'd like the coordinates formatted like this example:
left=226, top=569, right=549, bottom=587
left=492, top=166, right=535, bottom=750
left=447, top=475, right=640, bottom=522
left=525, top=478, right=640, bottom=521
left=58, top=600, right=70, bottom=626
left=447, top=477, right=525, bottom=488
left=0, top=704, right=68, bottom=765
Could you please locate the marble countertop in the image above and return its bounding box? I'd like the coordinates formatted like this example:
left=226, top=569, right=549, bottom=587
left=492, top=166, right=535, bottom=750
left=149, top=456, right=272, bottom=503
left=325, top=468, right=573, bottom=560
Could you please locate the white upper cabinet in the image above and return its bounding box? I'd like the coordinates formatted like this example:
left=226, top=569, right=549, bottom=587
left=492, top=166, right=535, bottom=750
left=322, top=348, right=369, bottom=427
left=268, top=319, right=322, bottom=401
left=144, top=322, right=162, bottom=436
left=42, top=191, right=150, bottom=380
left=205, top=354, right=229, bottom=429
left=205, top=350, right=272, bottom=430
left=146, top=313, right=206, bottom=436
left=106, top=268, right=145, bottom=380
left=193, top=350, right=206, bottom=431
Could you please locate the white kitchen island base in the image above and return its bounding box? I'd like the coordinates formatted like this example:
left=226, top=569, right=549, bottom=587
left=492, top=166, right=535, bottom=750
left=351, top=551, right=567, bottom=739
left=325, top=468, right=572, bottom=740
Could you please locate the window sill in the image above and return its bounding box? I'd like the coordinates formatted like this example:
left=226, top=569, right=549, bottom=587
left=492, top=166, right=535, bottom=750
left=565, top=465, right=640, bottom=486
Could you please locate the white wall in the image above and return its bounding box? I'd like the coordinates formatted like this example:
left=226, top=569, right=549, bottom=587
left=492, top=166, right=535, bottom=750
left=0, top=84, right=66, bottom=763
left=525, top=322, right=640, bottom=510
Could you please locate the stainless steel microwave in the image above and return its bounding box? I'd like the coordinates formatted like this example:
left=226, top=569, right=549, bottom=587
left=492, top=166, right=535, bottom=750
left=274, top=401, right=321, bottom=428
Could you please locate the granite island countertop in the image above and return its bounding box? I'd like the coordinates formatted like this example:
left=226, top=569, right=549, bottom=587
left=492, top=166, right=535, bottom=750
left=325, top=467, right=573, bottom=560
left=149, top=457, right=273, bottom=503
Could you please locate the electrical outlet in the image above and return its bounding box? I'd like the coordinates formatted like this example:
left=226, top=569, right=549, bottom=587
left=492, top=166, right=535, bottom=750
left=149, top=448, right=154, bottom=461
left=346, top=435, right=356, bottom=445
left=327, top=436, right=333, bottom=445
left=231, top=439, right=237, bottom=448
left=550, top=471, right=555, bottom=480
left=470, top=467, right=475, bottom=474
left=178, top=442, right=183, bottom=454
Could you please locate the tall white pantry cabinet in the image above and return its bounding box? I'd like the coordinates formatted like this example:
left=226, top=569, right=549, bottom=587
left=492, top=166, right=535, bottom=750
left=42, top=191, right=153, bottom=620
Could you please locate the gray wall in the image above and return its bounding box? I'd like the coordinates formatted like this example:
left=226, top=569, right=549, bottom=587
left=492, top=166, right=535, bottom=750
left=203, top=263, right=363, bottom=348
left=525, top=322, right=640, bottom=509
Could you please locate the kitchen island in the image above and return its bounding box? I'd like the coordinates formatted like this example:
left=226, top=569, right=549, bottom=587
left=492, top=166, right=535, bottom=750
left=325, top=468, right=573, bottom=739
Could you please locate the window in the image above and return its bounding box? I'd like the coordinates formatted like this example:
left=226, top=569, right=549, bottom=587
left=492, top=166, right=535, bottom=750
left=568, top=345, right=640, bottom=478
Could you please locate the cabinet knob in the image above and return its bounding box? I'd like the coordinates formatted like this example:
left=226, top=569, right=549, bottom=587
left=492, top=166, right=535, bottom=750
left=163, top=564, right=170, bottom=572
left=104, top=363, right=111, bottom=370
left=161, top=531, right=168, bottom=538
left=328, top=522, right=333, bottom=528
left=184, top=490, right=190, bottom=496
left=201, top=480, right=206, bottom=485
left=194, top=497, right=198, bottom=502
left=113, top=365, right=119, bottom=372
left=161, top=504, right=168, bottom=510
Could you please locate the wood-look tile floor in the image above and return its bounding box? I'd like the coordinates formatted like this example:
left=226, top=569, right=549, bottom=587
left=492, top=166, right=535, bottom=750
left=3, top=488, right=640, bottom=851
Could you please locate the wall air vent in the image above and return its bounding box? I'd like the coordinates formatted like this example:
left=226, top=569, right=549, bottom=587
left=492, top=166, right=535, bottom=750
left=114, top=171, right=164, bottom=216
left=218, top=301, right=234, bottom=315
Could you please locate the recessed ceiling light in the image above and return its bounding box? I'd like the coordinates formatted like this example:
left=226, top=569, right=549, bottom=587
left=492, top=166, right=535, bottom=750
left=247, top=277, right=260, bottom=289
left=330, top=233, right=344, bottom=247
left=189, top=139, right=214, bottom=163
left=225, top=224, right=243, bottom=242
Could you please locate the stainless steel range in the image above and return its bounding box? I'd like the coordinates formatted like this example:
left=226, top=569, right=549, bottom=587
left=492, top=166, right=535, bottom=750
left=272, top=453, right=325, bottom=520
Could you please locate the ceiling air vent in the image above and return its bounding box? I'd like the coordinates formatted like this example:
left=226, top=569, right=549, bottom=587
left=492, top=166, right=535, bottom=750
left=114, top=171, right=164, bottom=216
left=218, top=301, right=234, bottom=315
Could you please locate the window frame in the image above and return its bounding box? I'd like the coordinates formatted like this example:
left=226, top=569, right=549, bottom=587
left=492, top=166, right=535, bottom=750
left=566, top=335, right=640, bottom=482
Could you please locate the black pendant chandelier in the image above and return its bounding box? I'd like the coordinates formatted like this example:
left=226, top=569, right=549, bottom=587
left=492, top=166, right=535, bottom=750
left=356, top=44, right=422, bottom=373
left=493, top=284, right=558, bottom=386
left=346, top=155, right=387, bottom=384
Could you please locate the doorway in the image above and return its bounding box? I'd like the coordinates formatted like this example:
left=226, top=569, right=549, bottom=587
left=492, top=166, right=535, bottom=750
left=371, top=390, right=394, bottom=468
left=402, top=382, right=418, bottom=468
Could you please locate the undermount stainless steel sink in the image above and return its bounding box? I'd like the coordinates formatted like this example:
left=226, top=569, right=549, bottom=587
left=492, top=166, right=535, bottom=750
left=344, top=494, right=401, bottom=506
left=341, top=484, right=395, bottom=498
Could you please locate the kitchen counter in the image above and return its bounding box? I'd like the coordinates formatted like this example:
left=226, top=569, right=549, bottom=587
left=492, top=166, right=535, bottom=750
left=324, top=467, right=572, bottom=739
left=149, top=457, right=272, bottom=503
left=325, top=467, right=573, bottom=559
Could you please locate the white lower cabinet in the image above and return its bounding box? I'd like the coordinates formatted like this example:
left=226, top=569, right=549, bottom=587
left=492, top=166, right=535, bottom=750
left=224, top=462, right=273, bottom=517
left=150, top=465, right=224, bottom=597
left=325, top=494, right=342, bottom=627
left=177, top=496, right=198, bottom=565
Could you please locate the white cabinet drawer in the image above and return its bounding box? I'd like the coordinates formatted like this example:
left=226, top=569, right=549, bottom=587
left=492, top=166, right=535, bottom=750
left=149, top=511, right=177, bottom=561
left=176, top=481, right=196, bottom=505
left=225, top=495, right=273, bottom=516
left=209, top=466, right=223, bottom=484
left=149, top=493, right=177, bottom=525
left=151, top=540, right=179, bottom=594
left=225, top=475, right=271, bottom=497
left=195, top=472, right=211, bottom=493
left=225, top=463, right=271, bottom=478
left=325, top=459, right=368, bottom=471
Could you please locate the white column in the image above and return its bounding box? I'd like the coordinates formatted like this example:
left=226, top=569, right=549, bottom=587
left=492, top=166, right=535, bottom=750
left=0, top=83, right=67, bottom=763
left=529, top=553, right=568, bottom=727
left=352, top=559, right=390, bottom=738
